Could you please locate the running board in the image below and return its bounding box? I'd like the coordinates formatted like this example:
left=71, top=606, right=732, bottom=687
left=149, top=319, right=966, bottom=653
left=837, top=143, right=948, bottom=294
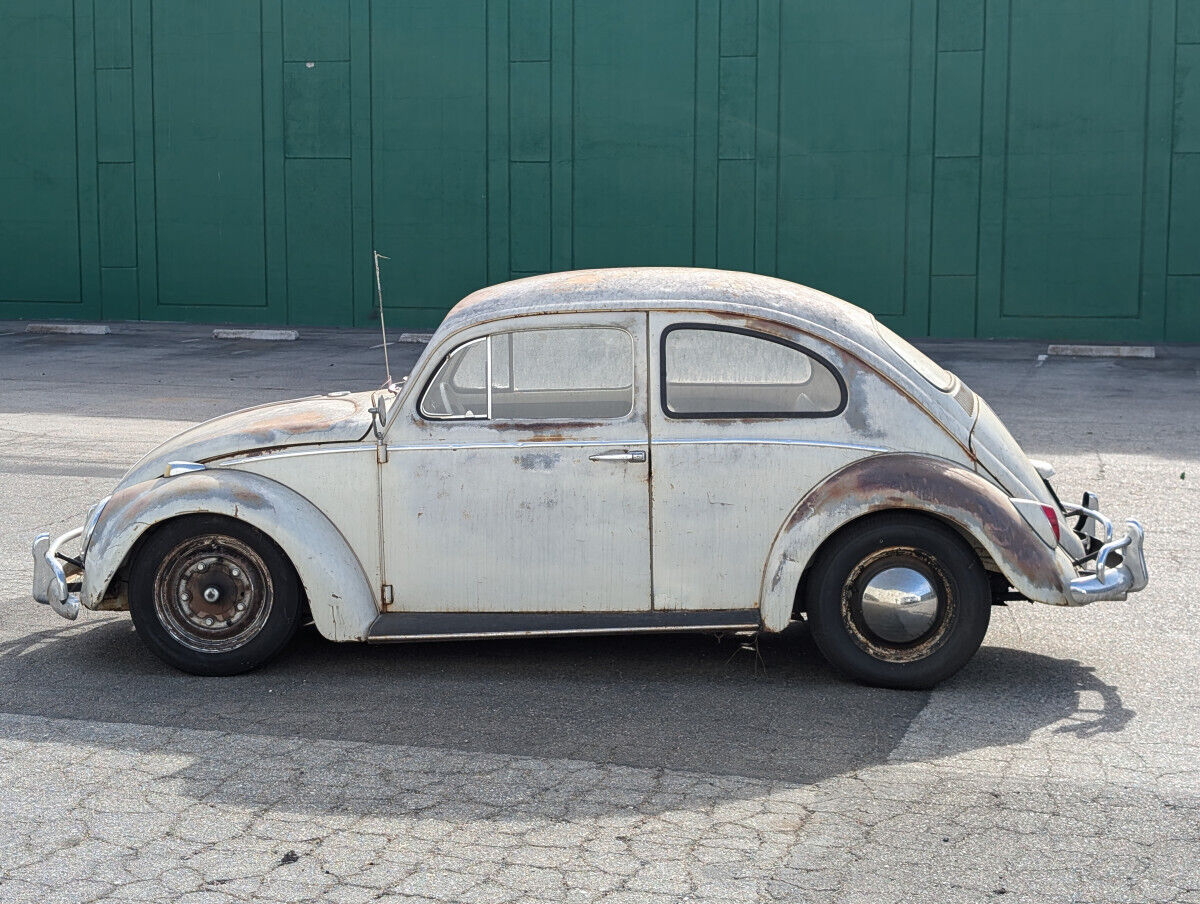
left=367, top=609, right=760, bottom=642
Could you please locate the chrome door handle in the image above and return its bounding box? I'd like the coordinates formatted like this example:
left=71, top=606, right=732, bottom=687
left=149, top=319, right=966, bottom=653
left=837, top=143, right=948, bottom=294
left=588, top=449, right=646, bottom=463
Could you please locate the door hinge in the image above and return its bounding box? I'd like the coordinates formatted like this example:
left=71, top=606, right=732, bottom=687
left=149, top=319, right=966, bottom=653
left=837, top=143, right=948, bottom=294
left=381, top=583, right=394, bottom=607
left=377, top=443, right=388, bottom=464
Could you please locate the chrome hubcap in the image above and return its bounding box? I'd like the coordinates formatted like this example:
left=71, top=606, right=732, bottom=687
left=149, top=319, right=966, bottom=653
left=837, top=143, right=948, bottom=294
left=859, top=566, right=940, bottom=643
left=154, top=535, right=273, bottom=653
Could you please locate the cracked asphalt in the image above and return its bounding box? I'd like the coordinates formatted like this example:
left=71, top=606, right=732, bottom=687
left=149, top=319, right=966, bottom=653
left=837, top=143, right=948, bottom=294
left=0, top=322, right=1197, bottom=903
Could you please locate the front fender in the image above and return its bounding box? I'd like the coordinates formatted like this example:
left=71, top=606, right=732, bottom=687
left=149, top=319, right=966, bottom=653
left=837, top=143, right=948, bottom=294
left=83, top=469, right=378, bottom=641
left=758, top=453, right=1071, bottom=631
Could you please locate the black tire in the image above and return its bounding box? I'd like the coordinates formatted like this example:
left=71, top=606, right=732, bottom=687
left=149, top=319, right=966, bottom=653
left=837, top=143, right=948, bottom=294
left=128, top=515, right=302, bottom=676
left=804, top=513, right=991, bottom=689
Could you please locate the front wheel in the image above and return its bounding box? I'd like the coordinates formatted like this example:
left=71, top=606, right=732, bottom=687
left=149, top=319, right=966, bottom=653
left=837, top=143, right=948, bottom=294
left=804, top=514, right=991, bottom=689
left=128, top=515, right=302, bottom=675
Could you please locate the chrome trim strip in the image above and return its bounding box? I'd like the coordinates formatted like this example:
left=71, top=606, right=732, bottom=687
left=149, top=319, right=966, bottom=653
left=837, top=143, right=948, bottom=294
left=368, top=623, right=760, bottom=642
left=652, top=438, right=888, bottom=452
left=220, top=443, right=379, bottom=464
left=386, top=439, right=649, bottom=452
left=381, top=438, right=885, bottom=454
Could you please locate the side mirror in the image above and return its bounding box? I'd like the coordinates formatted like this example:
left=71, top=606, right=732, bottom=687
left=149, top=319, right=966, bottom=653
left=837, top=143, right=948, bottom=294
left=368, top=394, right=389, bottom=439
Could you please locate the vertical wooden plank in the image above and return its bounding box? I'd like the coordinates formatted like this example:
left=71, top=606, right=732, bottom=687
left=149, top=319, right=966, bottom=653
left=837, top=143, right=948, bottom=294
left=150, top=0, right=267, bottom=313
left=717, top=159, right=756, bottom=270
left=510, top=0, right=549, bottom=60
left=285, top=158, right=353, bottom=323
left=572, top=0, right=697, bottom=267
left=487, top=0, right=510, bottom=284
left=97, top=163, right=136, bottom=266
left=131, top=0, right=155, bottom=318
left=974, top=0, right=1009, bottom=337
left=754, top=0, right=780, bottom=274
left=929, top=275, right=977, bottom=336
left=931, top=157, right=980, bottom=275
left=694, top=0, right=720, bottom=267
left=549, top=0, right=573, bottom=270
left=349, top=0, right=373, bottom=325
left=95, top=67, right=134, bottom=161
left=282, top=0, right=350, bottom=60
left=903, top=0, right=937, bottom=335
left=775, top=1, right=915, bottom=320
left=94, top=0, right=132, bottom=68
left=720, top=0, right=757, bottom=56
left=371, top=0, right=488, bottom=325
left=937, top=0, right=984, bottom=50
left=510, top=62, right=550, bottom=161
left=262, top=0, right=288, bottom=321
left=934, top=51, right=983, bottom=157
left=510, top=162, right=551, bottom=271
left=75, top=0, right=101, bottom=316
left=1141, top=0, right=1176, bottom=341
left=0, top=1, right=84, bottom=310
left=1169, top=154, right=1200, bottom=273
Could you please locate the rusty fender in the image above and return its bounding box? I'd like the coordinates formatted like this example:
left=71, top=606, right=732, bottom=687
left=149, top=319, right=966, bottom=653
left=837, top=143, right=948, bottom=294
left=757, top=452, right=1070, bottom=632
left=82, top=469, right=378, bottom=642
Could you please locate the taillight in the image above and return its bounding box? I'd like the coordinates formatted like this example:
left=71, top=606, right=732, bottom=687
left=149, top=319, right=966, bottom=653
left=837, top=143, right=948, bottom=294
left=1040, top=504, right=1061, bottom=544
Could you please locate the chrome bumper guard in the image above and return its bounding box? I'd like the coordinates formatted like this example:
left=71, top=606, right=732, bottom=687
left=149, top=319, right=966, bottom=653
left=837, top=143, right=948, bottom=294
left=31, top=527, right=84, bottom=620
left=1061, top=502, right=1148, bottom=605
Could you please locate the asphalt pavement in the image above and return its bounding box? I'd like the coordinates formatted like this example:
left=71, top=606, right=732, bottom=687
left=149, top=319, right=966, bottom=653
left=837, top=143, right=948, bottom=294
left=0, top=320, right=1197, bottom=903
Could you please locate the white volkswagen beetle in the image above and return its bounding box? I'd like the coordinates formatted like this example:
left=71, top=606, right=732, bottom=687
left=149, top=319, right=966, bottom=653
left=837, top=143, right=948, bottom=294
left=32, top=269, right=1148, bottom=687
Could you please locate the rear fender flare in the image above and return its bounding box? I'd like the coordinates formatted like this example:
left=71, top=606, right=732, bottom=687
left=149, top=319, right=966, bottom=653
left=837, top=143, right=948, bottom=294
left=758, top=453, right=1069, bottom=631
left=82, top=469, right=378, bottom=641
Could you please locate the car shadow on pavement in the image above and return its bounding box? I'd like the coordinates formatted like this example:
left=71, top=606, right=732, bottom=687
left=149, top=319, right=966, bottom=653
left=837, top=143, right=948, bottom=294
left=0, top=613, right=1134, bottom=807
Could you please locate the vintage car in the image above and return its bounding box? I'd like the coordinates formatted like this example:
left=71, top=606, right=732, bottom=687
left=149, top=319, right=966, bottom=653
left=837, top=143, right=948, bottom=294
left=32, top=268, right=1148, bottom=687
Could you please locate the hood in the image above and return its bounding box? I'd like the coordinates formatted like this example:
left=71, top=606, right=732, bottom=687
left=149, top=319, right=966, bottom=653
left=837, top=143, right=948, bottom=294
left=970, top=398, right=1055, bottom=506
left=115, top=391, right=376, bottom=491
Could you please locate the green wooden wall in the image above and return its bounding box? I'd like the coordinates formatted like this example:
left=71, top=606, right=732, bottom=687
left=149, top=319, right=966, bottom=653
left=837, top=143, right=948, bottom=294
left=2, top=0, right=1198, bottom=339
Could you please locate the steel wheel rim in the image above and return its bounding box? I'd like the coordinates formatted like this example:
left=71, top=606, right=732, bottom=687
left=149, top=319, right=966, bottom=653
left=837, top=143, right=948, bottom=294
left=153, top=534, right=273, bottom=653
left=841, top=548, right=954, bottom=663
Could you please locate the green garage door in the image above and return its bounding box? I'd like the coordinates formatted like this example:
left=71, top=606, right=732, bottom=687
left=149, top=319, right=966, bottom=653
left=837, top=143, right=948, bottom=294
left=1, top=0, right=1197, bottom=340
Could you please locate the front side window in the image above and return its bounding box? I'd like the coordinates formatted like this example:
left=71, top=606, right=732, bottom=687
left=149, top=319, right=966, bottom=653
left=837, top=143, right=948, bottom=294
left=420, top=327, right=634, bottom=420
left=662, top=325, right=845, bottom=417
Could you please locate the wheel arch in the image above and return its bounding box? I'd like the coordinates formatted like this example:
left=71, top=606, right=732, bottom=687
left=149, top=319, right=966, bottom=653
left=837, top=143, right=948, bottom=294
left=758, top=452, right=1070, bottom=632
left=82, top=469, right=378, bottom=641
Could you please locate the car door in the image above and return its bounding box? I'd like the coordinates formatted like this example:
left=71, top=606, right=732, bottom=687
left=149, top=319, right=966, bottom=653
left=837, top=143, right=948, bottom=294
left=647, top=312, right=874, bottom=612
left=380, top=312, right=652, bottom=614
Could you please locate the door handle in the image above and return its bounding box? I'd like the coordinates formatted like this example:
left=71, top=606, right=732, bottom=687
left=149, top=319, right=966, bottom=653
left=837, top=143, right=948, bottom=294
left=588, top=449, right=646, bottom=463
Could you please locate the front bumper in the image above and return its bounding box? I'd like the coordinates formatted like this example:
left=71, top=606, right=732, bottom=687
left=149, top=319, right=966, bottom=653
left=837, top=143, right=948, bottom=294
left=1061, top=501, right=1149, bottom=605
left=32, top=527, right=84, bottom=620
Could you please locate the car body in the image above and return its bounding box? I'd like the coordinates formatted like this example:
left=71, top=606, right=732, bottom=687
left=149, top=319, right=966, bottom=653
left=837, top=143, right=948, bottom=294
left=32, top=268, right=1149, bottom=686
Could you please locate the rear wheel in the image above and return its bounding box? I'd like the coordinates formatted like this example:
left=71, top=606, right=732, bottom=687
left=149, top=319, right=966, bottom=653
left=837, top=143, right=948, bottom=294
left=128, top=515, right=301, bottom=675
left=804, top=514, right=991, bottom=689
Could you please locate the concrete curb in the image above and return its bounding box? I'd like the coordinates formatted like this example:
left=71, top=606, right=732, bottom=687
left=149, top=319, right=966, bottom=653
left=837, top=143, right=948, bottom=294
left=212, top=328, right=299, bottom=341
left=26, top=323, right=111, bottom=336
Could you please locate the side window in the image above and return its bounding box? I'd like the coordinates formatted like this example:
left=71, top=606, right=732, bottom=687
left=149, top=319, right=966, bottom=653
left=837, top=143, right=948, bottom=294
left=661, top=325, right=845, bottom=417
left=420, top=327, right=634, bottom=420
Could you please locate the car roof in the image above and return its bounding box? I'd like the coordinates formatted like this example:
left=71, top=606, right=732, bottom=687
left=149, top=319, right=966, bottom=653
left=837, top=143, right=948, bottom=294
left=439, top=267, right=881, bottom=352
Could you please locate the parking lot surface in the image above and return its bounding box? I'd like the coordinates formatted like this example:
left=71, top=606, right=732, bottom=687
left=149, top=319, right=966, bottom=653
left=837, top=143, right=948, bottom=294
left=1, top=321, right=1197, bottom=903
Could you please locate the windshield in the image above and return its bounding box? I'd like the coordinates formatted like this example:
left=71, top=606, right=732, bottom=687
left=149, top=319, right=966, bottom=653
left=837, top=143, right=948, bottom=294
left=875, top=321, right=955, bottom=392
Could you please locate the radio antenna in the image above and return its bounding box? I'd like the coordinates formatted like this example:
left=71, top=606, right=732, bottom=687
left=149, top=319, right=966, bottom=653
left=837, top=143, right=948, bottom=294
left=373, top=250, right=394, bottom=388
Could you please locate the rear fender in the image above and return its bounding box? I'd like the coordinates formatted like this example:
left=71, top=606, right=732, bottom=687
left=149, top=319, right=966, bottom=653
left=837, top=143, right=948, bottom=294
left=82, top=469, right=378, bottom=641
left=759, top=453, right=1070, bottom=631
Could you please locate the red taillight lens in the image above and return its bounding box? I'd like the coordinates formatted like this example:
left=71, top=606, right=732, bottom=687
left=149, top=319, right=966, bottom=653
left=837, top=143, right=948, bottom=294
left=1040, top=504, right=1061, bottom=544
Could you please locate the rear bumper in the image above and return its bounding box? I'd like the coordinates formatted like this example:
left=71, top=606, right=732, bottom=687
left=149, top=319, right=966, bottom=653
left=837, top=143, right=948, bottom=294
left=1061, top=502, right=1149, bottom=605
left=31, top=527, right=84, bottom=620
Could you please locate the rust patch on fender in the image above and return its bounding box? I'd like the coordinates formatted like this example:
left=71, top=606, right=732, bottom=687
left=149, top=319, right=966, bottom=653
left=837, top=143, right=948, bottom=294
left=786, top=453, right=1064, bottom=595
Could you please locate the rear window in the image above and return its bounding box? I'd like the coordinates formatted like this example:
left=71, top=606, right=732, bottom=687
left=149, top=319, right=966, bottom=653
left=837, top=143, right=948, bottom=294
left=876, top=322, right=955, bottom=392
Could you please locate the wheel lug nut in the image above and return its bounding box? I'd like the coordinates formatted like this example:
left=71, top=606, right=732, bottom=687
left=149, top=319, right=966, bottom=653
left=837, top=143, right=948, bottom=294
left=235, top=602, right=246, bottom=612
left=230, top=567, right=240, bottom=578
left=180, top=592, right=190, bottom=603
left=196, top=563, right=206, bottom=572
left=204, top=617, right=214, bottom=626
